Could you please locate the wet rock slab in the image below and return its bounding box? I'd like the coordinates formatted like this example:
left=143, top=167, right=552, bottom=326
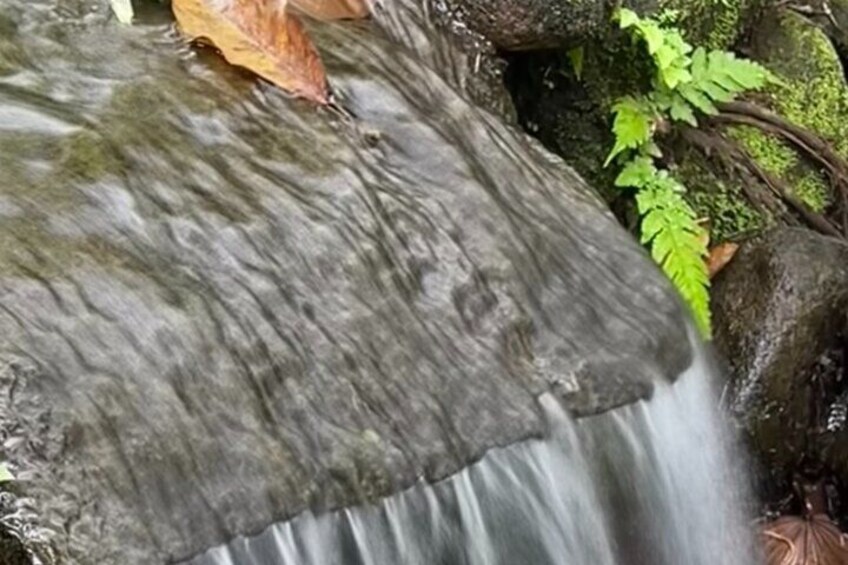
left=0, top=1, right=691, bottom=563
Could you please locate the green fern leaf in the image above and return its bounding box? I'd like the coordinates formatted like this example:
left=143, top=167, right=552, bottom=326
left=635, top=174, right=711, bottom=337
left=640, top=22, right=667, bottom=55
left=707, top=50, right=771, bottom=90
left=661, top=65, right=692, bottom=89
left=615, top=156, right=655, bottom=187
left=663, top=31, right=693, bottom=56
left=568, top=46, right=585, bottom=80
left=617, top=8, right=640, bottom=29
left=691, top=47, right=708, bottom=77
left=678, top=83, right=719, bottom=115
left=699, top=80, right=734, bottom=102
left=655, top=44, right=680, bottom=71
left=605, top=97, right=654, bottom=165
left=605, top=9, right=773, bottom=337
left=685, top=48, right=771, bottom=109
left=669, top=94, right=698, bottom=125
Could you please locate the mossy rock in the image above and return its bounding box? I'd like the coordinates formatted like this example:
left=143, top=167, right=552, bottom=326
left=505, top=9, right=753, bottom=211
left=678, top=150, right=770, bottom=242
left=805, top=0, right=848, bottom=62
left=660, top=0, right=752, bottom=50
left=504, top=0, right=786, bottom=240
left=738, top=10, right=848, bottom=212
left=505, top=17, right=659, bottom=203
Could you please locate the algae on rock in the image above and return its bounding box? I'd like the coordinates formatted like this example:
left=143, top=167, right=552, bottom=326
left=660, top=0, right=750, bottom=50
left=735, top=10, right=848, bottom=212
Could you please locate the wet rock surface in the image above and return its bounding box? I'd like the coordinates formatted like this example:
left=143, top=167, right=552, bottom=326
left=711, top=229, right=848, bottom=501
left=0, top=1, right=692, bottom=563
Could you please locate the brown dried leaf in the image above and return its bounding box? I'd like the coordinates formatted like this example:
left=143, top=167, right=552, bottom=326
left=173, top=0, right=328, bottom=103
left=289, top=0, right=370, bottom=20
left=707, top=242, right=739, bottom=279
left=761, top=514, right=848, bottom=565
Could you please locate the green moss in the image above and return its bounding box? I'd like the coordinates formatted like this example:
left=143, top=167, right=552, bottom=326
left=766, top=14, right=848, bottom=156
left=735, top=12, right=848, bottom=211
left=731, top=125, right=794, bottom=173
left=0, top=39, right=27, bottom=75
left=57, top=130, right=123, bottom=182
left=0, top=12, right=28, bottom=75
left=679, top=153, right=770, bottom=241
left=731, top=127, right=831, bottom=212
left=793, top=172, right=831, bottom=212
left=660, top=0, right=748, bottom=50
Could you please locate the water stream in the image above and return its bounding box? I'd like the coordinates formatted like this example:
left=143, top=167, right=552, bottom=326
left=187, top=343, right=757, bottom=565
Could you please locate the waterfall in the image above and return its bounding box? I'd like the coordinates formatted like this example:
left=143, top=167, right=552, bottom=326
left=0, top=2, right=757, bottom=563
left=187, top=342, right=756, bottom=565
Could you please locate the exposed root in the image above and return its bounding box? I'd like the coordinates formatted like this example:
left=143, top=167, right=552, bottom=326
left=713, top=101, right=848, bottom=237
left=677, top=100, right=848, bottom=239
left=680, top=126, right=845, bottom=239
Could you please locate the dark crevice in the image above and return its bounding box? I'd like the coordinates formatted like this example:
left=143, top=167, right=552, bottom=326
left=0, top=525, right=31, bottom=565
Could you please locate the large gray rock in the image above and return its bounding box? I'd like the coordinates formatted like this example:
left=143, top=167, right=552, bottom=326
left=1, top=1, right=690, bottom=563
left=712, top=229, right=848, bottom=487
left=373, top=0, right=517, bottom=120
left=436, top=0, right=656, bottom=51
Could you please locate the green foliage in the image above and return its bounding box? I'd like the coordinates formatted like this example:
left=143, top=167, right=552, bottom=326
left=0, top=462, right=13, bottom=483
left=567, top=46, right=585, bottom=80
left=683, top=157, right=768, bottom=241
left=733, top=12, right=847, bottom=212
left=605, top=97, right=655, bottom=165
left=606, top=9, right=773, bottom=337
left=660, top=0, right=747, bottom=51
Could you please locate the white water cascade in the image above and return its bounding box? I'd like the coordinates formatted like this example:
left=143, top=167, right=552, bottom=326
left=187, top=345, right=757, bottom=565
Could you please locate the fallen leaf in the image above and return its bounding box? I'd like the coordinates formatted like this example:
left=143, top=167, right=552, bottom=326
left=761, top=514, right=848, bottom=565
left=172, top=0, right=328, bottom=103
left=289, top=0, right=370, bottom=20
left=707, top=242, right=739, bottom=278
left=110, top=0, right=134, bottom=24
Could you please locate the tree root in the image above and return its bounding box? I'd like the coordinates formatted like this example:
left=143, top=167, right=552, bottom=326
left=678, top=100, right=848, bottom=239
left=680, top=126, right=846, bottom=239
left=714, top=101, right=848, bottom=237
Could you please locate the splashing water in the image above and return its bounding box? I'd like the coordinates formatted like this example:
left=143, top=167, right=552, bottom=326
left=187, top=343, right=757, bottom=565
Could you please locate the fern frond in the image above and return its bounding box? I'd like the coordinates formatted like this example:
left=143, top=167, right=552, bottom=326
left=684, top=48, right=773, bottom=110
left=634, top=170, right=711, bottom=337
left=606, top=9, right=771, bottom=337
left=605, top=97, right=655, bottom=165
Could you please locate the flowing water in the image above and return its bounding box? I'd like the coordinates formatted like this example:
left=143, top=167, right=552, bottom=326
left=187, top=342, right=757, bottom=565
left=0, top=1, right=756, bottom=563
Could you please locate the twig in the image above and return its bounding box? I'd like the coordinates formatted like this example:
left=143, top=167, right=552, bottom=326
left=713, top=101, right=848, bottom=235
left=681, top=127, right=845, bottom=238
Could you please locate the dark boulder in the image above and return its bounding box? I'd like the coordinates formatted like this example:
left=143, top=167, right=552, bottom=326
left=711, top=229, right=848, bottom=493
left=0, top=528, right=29, bottom=565
left=437, top=0, right=657, bottom=51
